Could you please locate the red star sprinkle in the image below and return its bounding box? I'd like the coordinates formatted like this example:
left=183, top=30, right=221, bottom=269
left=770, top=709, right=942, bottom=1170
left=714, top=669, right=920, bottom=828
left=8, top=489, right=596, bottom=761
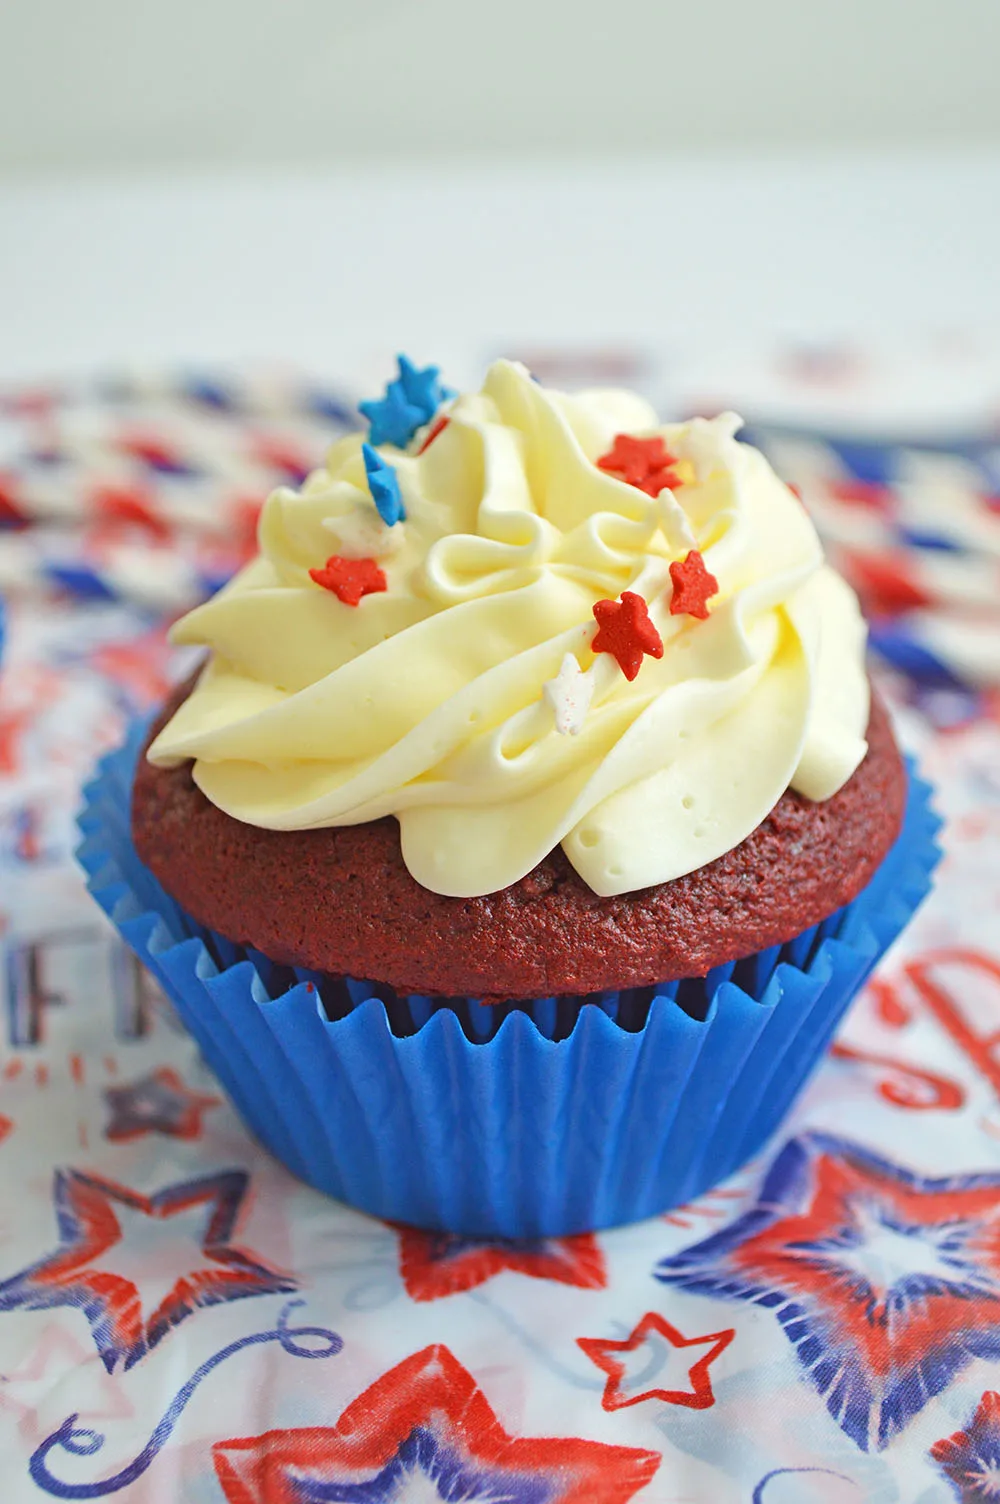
left=668, top=550, right=719, bottom=619
left=597, top=433, right=681, bottom=497
left=309, top=554, right=387, bottom=606
left=592, top=591, right=663, bottom=681
left=416, top=413, right=450, bottom=454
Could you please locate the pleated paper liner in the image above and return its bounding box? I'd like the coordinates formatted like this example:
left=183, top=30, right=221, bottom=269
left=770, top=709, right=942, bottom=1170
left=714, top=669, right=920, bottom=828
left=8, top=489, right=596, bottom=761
left=77, top=720, right=940, bottom=1238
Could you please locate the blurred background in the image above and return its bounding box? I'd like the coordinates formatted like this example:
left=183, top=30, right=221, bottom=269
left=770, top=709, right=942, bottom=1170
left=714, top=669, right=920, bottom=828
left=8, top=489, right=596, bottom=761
left=3, top=0, right=999, bottom=169
left=1, top=0, right=999, bottom=394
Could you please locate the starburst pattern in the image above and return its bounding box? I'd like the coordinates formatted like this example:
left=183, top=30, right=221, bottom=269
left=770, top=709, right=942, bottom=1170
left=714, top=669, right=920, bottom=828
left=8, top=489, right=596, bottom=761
left=213, top=1344, right=659, bottom=1503
left=397, top=1227, right=607, bottom=1302
left=656, top=1133, right=1000, bottom=1451
left=932, top=1390, right=1000, bottom=1501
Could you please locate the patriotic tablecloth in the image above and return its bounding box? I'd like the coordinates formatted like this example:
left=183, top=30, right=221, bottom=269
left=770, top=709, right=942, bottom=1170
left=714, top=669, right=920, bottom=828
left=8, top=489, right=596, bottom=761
left=1, top=363, right=999, bottom=1503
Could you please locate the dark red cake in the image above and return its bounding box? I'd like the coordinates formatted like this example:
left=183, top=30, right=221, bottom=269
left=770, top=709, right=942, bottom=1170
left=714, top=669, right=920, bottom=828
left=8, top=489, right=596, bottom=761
left=132, top=679, right=906, bottom=1000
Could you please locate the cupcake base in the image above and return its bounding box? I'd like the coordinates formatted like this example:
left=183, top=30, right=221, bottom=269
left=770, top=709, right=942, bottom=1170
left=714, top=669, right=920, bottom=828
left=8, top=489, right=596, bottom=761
left=133, top=680, right=908, bottom=999
left=78, top=721, right=940, bottom=1238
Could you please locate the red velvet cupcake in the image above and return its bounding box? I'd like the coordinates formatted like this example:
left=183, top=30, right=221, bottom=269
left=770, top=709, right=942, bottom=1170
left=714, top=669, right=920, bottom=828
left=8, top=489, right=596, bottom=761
left=80, top=356, right=937, bottom=1236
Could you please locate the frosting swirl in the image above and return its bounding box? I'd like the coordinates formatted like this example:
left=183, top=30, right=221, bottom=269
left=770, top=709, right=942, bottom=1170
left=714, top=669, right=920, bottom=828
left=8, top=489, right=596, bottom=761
left=148, top=360, right=870, bottom=898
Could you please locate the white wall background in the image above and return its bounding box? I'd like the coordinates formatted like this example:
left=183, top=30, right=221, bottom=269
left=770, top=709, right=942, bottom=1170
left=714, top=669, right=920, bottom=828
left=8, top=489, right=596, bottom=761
left=1, top=0, right=998, bottom=173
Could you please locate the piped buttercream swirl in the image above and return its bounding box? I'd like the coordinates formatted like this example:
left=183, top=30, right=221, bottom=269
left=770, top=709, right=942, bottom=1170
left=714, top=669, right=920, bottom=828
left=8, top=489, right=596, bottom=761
left=148, top=359, right=869, bottom=898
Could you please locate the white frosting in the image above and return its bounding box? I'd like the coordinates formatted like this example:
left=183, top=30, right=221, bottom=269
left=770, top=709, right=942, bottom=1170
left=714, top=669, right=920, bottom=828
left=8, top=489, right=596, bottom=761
left=148, top=360, right=870, bottom=898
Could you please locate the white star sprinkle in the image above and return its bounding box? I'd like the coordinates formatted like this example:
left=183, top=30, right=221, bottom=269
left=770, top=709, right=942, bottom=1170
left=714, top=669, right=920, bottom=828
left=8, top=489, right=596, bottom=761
left=673, top=412, right=744, bottom=483
left=544, top=653, right=596, bottom=736
left=322, top=505, right=404, bottom=560
left=657, top=489, right=697, bottom=552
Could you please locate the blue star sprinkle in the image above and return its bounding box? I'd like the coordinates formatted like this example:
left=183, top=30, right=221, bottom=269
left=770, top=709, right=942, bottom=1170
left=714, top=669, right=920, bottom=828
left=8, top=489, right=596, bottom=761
left=359, top=381, right=425, bottom=448
left=397, top=354, right=455, bottom=418
left=359, top=354, right=455, bottom=448
left=362, top=443, right=406, bottom=526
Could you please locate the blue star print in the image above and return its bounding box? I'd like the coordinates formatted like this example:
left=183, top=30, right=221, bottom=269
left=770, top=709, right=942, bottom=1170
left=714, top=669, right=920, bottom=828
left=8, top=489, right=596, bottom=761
left=359, top=355, right=454, bottom=448
left=362, top=443, right=406, bottom=526
left=289, top=1427, right=554, bottom=1504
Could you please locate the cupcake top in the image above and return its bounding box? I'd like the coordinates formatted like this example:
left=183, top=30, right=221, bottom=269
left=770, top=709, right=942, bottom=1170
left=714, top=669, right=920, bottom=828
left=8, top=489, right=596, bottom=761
left=149, top=357, right=869, bottom=899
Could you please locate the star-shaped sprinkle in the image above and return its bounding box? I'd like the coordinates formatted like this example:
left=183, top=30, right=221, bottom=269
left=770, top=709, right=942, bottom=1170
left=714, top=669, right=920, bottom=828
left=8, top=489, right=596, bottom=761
left=309, top=554, right=387, bottom=606
left=591, top=592, right=663, bottom=681
left=658, top=488, right=697, bottom=552
left=362, top=442, right=406, bottom=526
left=358, top=383, right=424, bottom=448
left=397, top=354, right=455, bottom=417
left=359, top=355, right=455, bottom=448
left=597, top=433, right=681, bottom=497
left=322, top=505, right=403, bottom=561
left=672, top=411, right=744, bottom=482
left=668, top=549, right=719, bottom=619
left=543, top=653, right=596, bottom=735
left=578, top=1312, right=735, bottom=1412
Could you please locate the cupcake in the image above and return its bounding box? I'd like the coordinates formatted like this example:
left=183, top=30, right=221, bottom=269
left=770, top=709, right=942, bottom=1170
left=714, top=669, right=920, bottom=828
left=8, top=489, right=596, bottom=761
left=80, top=357, right=939, bottom=1237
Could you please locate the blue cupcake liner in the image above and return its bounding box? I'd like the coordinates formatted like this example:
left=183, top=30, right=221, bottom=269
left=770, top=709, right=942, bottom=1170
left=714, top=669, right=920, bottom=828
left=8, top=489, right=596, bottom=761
left=77, top=720, right=940, bottom=1238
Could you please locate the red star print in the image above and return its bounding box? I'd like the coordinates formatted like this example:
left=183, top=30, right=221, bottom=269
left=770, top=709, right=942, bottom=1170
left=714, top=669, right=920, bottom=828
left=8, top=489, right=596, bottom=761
left=397, top=1227, right=606, bottom=1302
left=0, top=1169, right=295, bottom=1371
left=309, top=554, right=387, bottom=606
left=668, top=549, right=719, bottom=619
left=103, top=1066, right=221, bottom=1143
left=592, top=591, right=663, bottom=681
left=213, top=1344, right=660, bottom=1504
left=597, top=433, right=681, bottom=497
left=579, top=1312, right=734, bottom=1412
